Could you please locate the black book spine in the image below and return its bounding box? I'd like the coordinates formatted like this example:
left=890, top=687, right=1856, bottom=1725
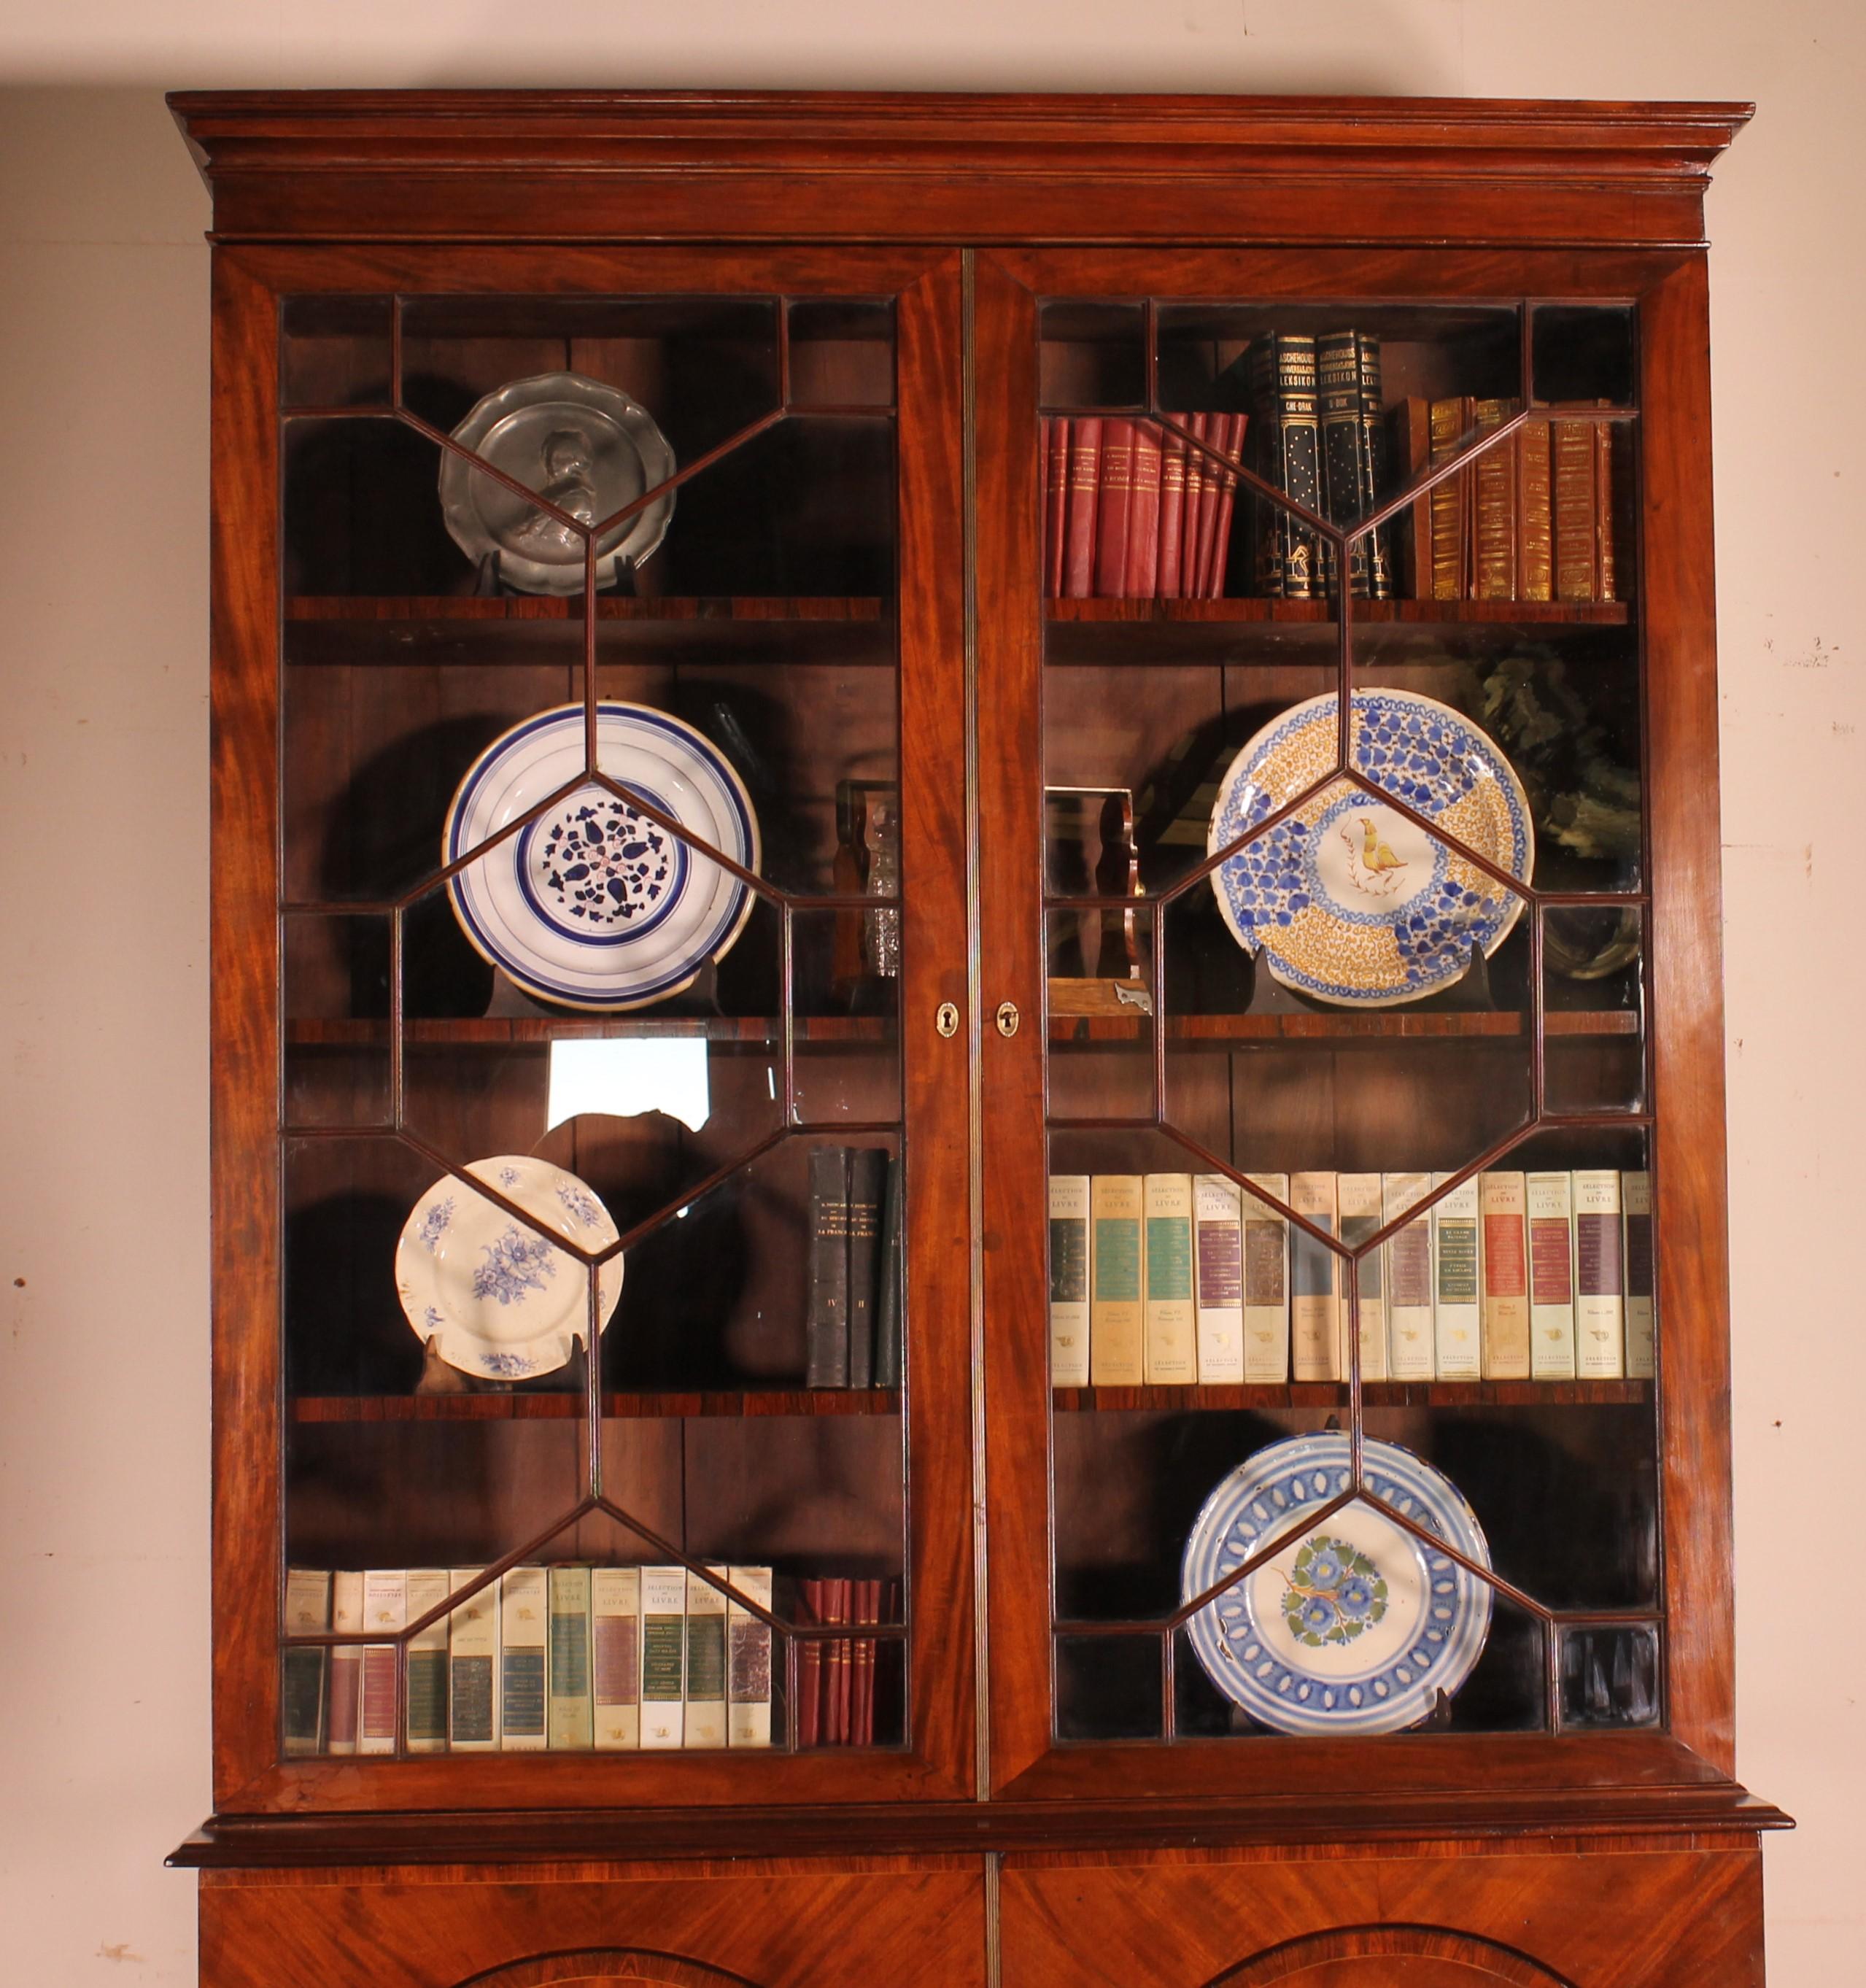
left=1316, top=329, right=1363, bottom=598
left=1247, top=333, right=1321, bottom=600
left=1357, top=333, right=1395, bottom=601
left=845, top=1148, right=886, bottom=1390
left=872, top=1146, right=905, bottom=1389
left=805, top=1145, right=851, bottom=1388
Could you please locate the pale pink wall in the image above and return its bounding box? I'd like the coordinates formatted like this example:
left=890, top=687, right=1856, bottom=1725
left=0, top=6, right=1857, bottom=1983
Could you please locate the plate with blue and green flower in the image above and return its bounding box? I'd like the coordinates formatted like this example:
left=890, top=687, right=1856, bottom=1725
left=1181, top=1431, right=1493, bottom=1736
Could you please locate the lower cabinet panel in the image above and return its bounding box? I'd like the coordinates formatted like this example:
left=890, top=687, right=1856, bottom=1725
left=999, top=1841, right=1765, bottom=1988
left=199, top=1859, right=986, bottom=1988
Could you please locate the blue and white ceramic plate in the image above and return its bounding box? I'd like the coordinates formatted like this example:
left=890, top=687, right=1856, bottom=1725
left=395, top=1155, right=624, bottom=1381
left=1181, top=1432, right=1493, bottom=1736
left=444, top=702, right=759, bottom=1012
left=1207, top=690, right=1533, bottom=1007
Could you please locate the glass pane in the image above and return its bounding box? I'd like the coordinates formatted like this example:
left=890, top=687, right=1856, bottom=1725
left=1036, top=293, right=1661, bottom=1749
left=276, top=287, right=910, bottom=1763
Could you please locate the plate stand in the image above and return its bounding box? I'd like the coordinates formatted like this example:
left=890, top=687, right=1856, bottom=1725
left=473, top=550, right=639, bottom=597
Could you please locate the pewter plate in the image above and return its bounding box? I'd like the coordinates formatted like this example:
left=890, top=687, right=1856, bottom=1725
left=440, top=371, right=675, bottom=596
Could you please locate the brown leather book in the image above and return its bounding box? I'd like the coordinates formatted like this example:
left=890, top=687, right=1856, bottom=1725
left=1429, top=396, right=1475, bottom=600
left=1552, top=417, right=1597, bottom=601
left=1393, top=396, right=1434, bottom=599
left=1517, top=416, right=1554, bottom=602
left=1595, top=419, right=1618, bottom=602
left=1124, top=421, right=1164, bottom=598
left=1044, top=415, right=1070, bottom=598
left=826, top=1577, right=853, bottom=1744
left=1158, top=424, right=1189, bottom=597
left=852, top=1579, right=882, bottom=1746
left=1472, top=398, right=1518, bottom=600
left=1061, top=416, right=1101, bottom=599
left=1094, top=417, right=1135, bottom=597
left=1207, top=413, right=1247, bottom=598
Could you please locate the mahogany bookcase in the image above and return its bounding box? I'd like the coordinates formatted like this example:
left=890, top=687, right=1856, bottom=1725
left=168, top=90, right=1786, bottom=1988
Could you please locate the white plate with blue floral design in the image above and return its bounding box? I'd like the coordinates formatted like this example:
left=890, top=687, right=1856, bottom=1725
left=1207, top=689, right=1533, bottom=1007
left=395, top=1155, right=624, bottom=1381
left=444, top=702, right=760, bottom=1012
left=1181, top=1431, right=1493, bottom=1736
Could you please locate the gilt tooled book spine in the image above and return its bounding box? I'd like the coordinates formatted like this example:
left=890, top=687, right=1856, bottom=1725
left=1517, top=416, right=1554, bottom=602
left=1595, top=418, right=1619, bottom=602
left=1248, top=335, right=1321, bottom=600
left=1358, top=332, right=1395, bottom=600
left=1158, top=424, right=1189, bottom=597
left=1317, top=330, right=1365, bottom=597
left=1124, top=421, right=1164, bottom=599
left=1044, top=416, right=1070, bottom=598
left=1552, top=417, right=1598, bottom=602
left=1180, top=415, right=1208, bottom=599
left=1061, top=416, right=1101, bottom=599
left=804, top=1145, right=851, bottom=1388
left=1429, top=396, right=1474, bottom=600
left=1206, top=413, right=1246, bottom=599
left=1471, top=398, right=1519, bottom=602
left=1094, top=416, right=1135, bottom=597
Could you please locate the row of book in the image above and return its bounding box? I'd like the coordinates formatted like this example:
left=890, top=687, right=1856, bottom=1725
left=1041, top=414, right=1246, bottom=600
left=282, top=1563, right=891, bottom=1757
left=1397, top=395, right=1619, bottom=606
left=1048, top=1169, right=1654, bottom=1388
left=805, top=1145, right=902, bottom=1389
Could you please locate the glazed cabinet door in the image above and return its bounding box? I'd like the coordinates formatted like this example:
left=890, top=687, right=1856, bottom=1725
left=973, top=248, right=1733, bottom=1803
left=209, top=244, right=974, bottom=1811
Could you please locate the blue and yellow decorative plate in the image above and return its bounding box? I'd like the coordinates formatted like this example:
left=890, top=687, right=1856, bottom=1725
left=1207, top=690, right=1533, bottom=1007
left=444, top=702, right=759, bottom=1012
left=1181, top=1432, right=1493, bottom=1736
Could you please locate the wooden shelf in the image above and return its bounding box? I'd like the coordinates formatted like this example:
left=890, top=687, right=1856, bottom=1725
left=284, top=595, right=894, bottom=665
left=1045, top=595, right=1631, bottom=665
left=287, top=1016, right=893, bottom=1047
left=1049, top=1010, right=1638, bottom=1045
left=294, top=1388, right=901, bottom=1423
left=1054, top=1380, right=1651, bottom=1412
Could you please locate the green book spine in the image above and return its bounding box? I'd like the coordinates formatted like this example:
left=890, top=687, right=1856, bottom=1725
left=547, top=1566, right=594, bottom=1750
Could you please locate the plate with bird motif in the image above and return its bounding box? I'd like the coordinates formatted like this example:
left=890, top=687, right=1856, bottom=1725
left=395, top=1156, right=624, bottom=1380
left=1181, top=1432, right=1493, bottom=1736
left=439, top=371, right=675, bottom=596
left=1207, top=690, right=1533, bottom=1007
left=444, top=702, right=760, bottom=1012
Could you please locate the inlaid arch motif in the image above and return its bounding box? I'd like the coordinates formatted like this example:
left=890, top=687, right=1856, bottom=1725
left=456, top=1949, right=768, bottom=1988
left=1205, top=1924, right=1578, bottom=1988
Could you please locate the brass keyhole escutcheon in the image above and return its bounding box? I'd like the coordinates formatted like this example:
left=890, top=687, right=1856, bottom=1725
left=995, top=1002, right=1020, bottom=1039
left=935, top=1001, right=960, bottom=1039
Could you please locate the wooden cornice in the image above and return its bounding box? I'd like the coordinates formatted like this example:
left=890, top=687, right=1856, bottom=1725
left=167, top=90, right=1753, bottom=248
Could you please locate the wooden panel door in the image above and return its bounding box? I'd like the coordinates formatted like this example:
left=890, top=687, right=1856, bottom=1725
left=208, top=242, right=975, bottom=1814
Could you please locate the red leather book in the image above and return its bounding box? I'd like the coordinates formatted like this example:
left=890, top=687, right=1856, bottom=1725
left=795, top=1578, right=824, bottom=1749
left=1094, top=417, right=1136, bottom=597
left=1158, top=425, right=1189, bottom=597
left=1207, top=413, right=1247, bottom=598
left=1044, top=416, right=1070, bottom=598
left=851, top=1579, right=880, bottom=1745
left=1123, top=421, right=1164, bottom=598
left=1061, top=416, right=1101, bottom=598
left=1182, top=414, right=1210, bottom=597
left=826, top=1577, right=853, bottom=1744
left=1194, top=414, right=1228, bottom=599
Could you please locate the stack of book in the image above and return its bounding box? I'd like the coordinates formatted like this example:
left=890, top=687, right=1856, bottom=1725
left=794, top=1576, right=900, bottom=1748
left=1042, top=414, right=1247, bottom=600
left=1048, top=1168, right=1654, bottom=1388
left=282, top=1563, right=778, bottom=1757
left=805, top=1145, right=902, bottom=1389
left=1395, top=396, right=1619, bottom=604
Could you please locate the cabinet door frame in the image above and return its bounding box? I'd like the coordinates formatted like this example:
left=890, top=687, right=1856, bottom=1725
left=209, top=241, right=975, bottom=1813
left=972, top=244, right=1738, bottom=1804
